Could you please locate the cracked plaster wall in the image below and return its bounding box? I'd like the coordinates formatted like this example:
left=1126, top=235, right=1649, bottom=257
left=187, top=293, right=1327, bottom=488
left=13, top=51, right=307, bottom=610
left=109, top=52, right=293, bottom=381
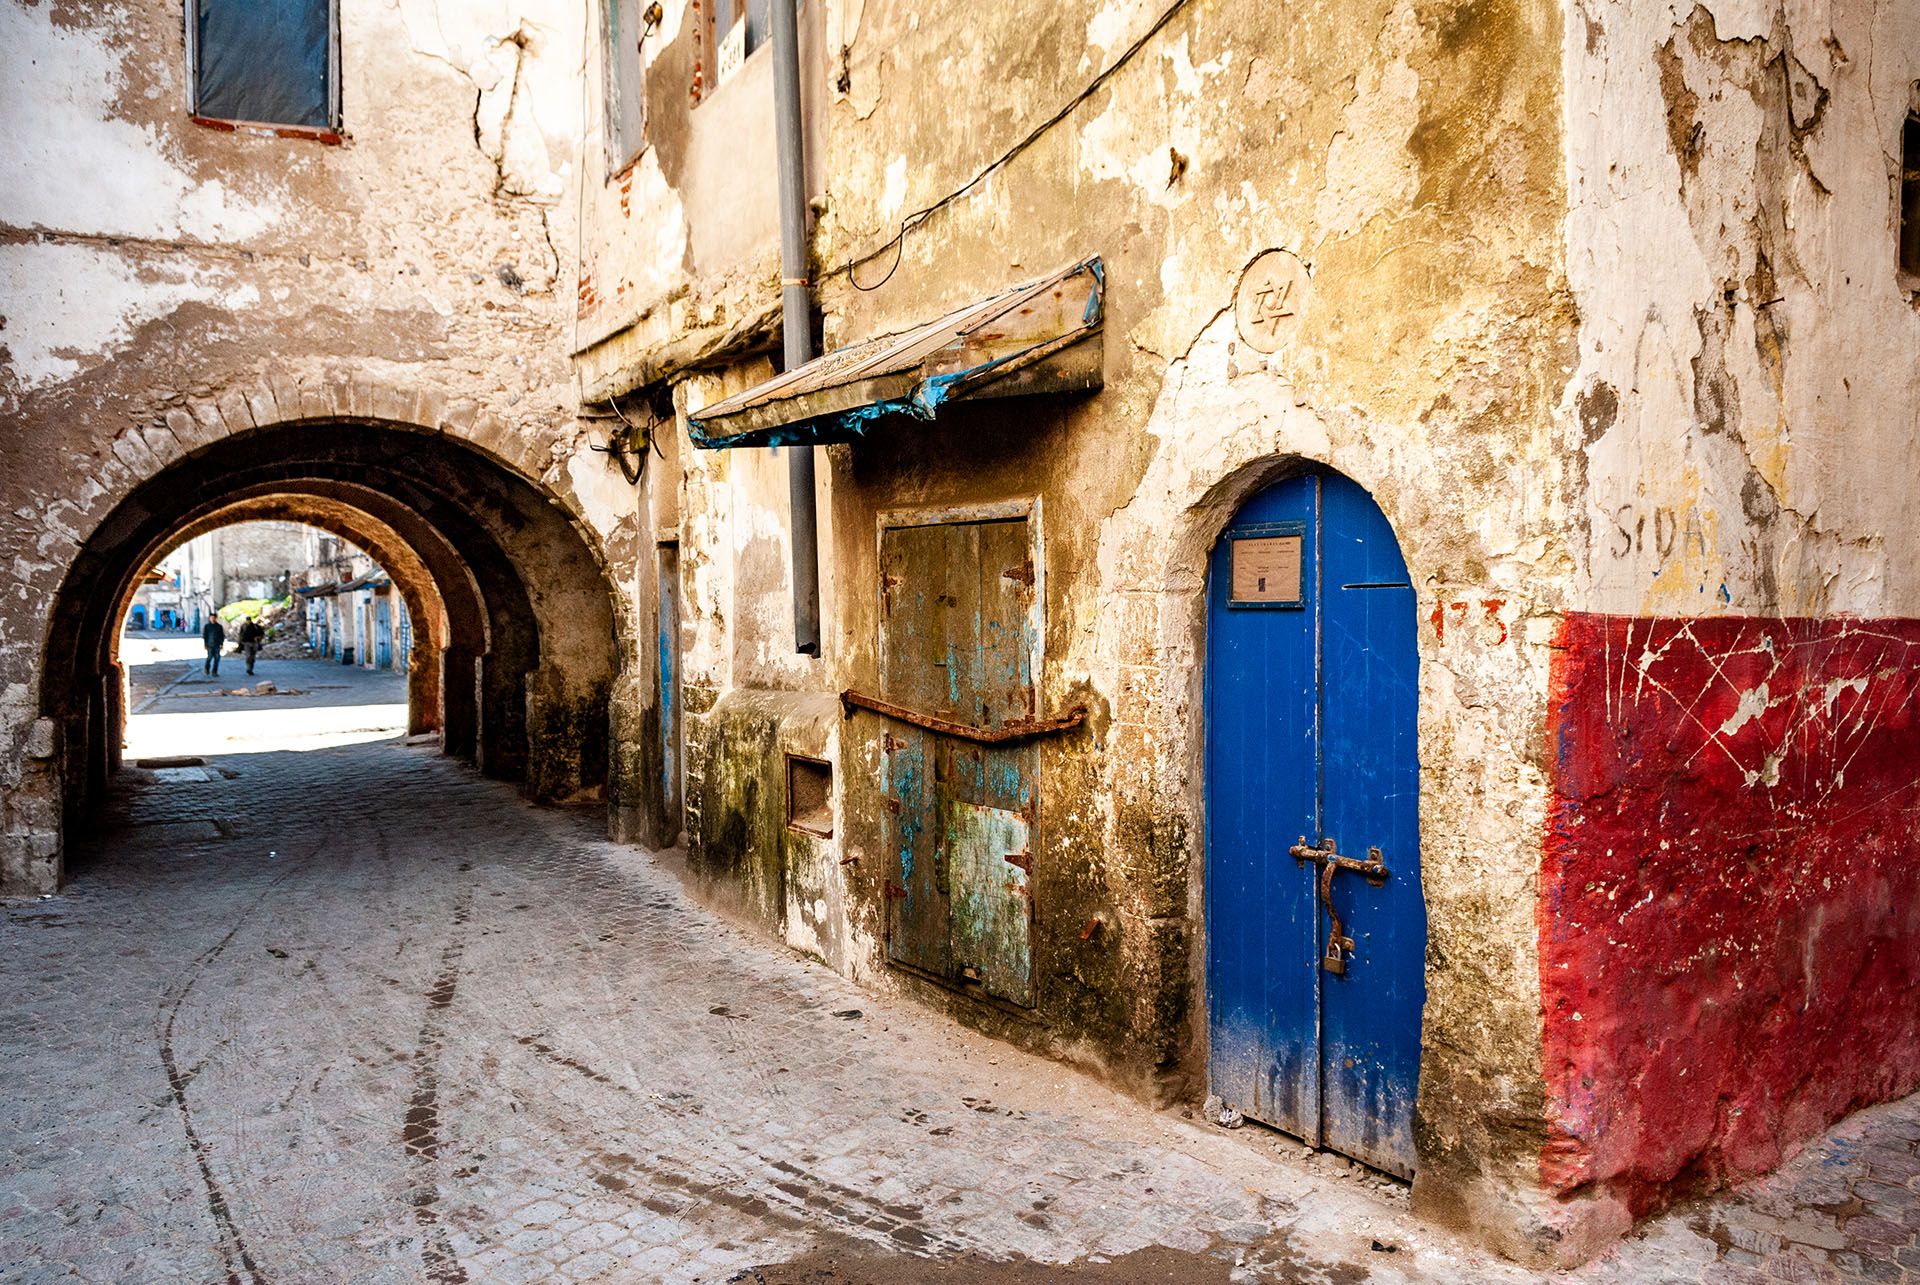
left=576, top=0, right=1586, bottom=1261
left=812, top=0, right=1577, bottom=1261
left=567, top=0, right=843, bottom=865
left=571, top=0, right=827, bottom=399
left=567, top=0, right=1916, bottom=1260
left=1539, top=0, right=1920, bottom=1241
left=1564, top=0, right=1920, bottom=615
left=0, top=0, right=651, bottom=892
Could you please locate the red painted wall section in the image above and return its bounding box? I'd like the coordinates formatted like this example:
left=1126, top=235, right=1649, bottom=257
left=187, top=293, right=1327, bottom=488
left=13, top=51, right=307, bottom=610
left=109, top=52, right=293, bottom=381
left=1540, top=613, right=1920, bottom=1214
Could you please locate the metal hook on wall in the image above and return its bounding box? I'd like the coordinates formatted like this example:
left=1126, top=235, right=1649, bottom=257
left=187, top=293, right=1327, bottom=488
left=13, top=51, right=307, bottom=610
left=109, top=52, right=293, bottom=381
left=588, top=396, right=648, bottom=485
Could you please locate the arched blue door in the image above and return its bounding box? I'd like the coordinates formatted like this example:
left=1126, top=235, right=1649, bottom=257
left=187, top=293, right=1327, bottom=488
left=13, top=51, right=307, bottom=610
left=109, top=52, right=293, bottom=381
left=1205, top=468, right=1424, bottom=1177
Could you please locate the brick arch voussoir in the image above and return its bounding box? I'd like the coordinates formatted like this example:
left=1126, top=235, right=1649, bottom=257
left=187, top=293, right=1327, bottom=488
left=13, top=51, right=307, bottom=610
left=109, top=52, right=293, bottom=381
left=114, top=377, right=572, bottom=532
left=110, top=387, right=637, bottom=656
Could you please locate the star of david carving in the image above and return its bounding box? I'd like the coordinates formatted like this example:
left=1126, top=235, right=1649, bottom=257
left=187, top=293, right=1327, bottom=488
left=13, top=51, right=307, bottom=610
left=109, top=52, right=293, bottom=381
left=1248, top=277, right=1296, bottom=335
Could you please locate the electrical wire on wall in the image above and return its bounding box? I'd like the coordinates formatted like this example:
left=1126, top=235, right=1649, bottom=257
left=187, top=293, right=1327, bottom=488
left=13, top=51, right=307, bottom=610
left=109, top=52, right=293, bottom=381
left=577, top=1, right=667, bottom=484
left=570, top=0, right=592, bottom=362
left=835, top=0, right=1198, bottom=293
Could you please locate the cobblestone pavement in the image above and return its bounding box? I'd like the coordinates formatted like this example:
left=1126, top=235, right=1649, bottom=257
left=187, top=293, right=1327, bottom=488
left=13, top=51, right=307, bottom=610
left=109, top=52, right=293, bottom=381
left=120, top=637, right=408, bottom=763
left=3, top=661, right=1916, bottom=1282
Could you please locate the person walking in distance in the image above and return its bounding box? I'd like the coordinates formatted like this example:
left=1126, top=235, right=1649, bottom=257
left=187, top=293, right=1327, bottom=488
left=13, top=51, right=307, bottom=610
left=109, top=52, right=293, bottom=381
left=201, top=616, right=226, bottom=676
left=238, top=616, right=266, bottom=675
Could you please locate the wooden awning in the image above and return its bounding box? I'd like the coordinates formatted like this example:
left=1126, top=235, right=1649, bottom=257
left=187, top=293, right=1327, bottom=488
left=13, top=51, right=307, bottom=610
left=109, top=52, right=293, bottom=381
left=687, top=257, right=1105, bottom=449
left=295, top=574, right=388, bottom=598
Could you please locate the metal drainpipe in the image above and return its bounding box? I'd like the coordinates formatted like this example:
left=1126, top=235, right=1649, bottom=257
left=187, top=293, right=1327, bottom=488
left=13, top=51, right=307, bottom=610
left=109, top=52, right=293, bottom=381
left=771, top=0, right=820, bottom=656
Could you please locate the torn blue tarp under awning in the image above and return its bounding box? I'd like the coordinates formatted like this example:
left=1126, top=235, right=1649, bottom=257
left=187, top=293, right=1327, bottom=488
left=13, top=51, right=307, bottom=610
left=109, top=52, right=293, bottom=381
left=686, top=257, right=1105, bottom=450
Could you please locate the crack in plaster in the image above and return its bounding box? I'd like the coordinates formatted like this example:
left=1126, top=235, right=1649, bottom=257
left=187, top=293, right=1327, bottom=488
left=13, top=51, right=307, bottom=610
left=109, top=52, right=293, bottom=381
left=1567, top=0, right=1918, bottom=616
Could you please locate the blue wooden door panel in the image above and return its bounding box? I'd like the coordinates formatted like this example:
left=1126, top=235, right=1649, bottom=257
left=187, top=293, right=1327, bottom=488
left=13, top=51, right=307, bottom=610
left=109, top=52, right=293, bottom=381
left=944, top=799, right=1032, bottom=1005
left=375, top=597, right=392, bottom=668
left=883, top=524, right=956, bottom=976
left=1206, top=475, right=1319, bottom=1138
left=885, top=733, right=948, bottom=975
left=1206, top=470, right=1423, bottom=1176
left=657, top=546, right=682, bottom=827
left=1318, top=473, right=1423, bottom=1178
left=940, top=732, right=1034, bottom=1004
left=882, top=518, right=1036, bottom=1005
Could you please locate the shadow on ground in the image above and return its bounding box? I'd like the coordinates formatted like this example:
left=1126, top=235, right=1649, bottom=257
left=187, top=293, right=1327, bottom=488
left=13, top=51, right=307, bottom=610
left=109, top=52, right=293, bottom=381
left=735, top=1242, right=1237, bottom=1283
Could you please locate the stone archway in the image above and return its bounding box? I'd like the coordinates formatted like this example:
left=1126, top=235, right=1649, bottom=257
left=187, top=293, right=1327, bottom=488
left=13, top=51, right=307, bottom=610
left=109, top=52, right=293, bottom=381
left=15, top=413, right=640, bottom=895
left=128, top=494, right=460, bottom=740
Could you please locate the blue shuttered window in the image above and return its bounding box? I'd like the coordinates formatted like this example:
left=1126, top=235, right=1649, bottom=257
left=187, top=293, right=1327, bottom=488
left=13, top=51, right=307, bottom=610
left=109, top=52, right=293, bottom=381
left=605, top=0, right=647, bottom=168
left=191, top=0, right=337, bottom=130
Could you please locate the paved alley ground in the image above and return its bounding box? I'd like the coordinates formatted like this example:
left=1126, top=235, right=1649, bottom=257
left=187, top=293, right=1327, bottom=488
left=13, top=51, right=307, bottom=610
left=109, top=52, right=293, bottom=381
left=119, top=632, right=409, bottom=762
left=2, top=647, right=1916, bottom=1282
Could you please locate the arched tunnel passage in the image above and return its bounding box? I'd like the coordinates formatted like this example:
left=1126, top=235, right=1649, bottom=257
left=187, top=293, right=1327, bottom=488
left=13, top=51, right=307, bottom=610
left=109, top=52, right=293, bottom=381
left=41, top=423, right=637, bottom=878
left=115, top=481, right=510, bottom=768
left=137, top=493, right=466, bottom=741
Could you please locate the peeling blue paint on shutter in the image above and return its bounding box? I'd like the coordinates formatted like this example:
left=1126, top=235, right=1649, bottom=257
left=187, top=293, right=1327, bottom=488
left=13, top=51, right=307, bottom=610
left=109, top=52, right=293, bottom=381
left=880, top=517, right=1037, bottom=1007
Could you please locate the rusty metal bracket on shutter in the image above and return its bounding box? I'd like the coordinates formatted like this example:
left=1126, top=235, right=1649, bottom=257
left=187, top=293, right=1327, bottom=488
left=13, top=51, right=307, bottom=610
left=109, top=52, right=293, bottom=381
left=839, top=689, right=1086, bottom=744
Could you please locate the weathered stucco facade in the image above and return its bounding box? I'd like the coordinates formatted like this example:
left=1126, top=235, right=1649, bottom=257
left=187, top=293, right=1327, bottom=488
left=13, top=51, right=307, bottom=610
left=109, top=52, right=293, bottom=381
left=1541, top=0, right=1920, bottom=1245
left=4, top=0, right=1915, bottom=1269
left=795, top=0, right=1578, bottom=1258
left=568, top=0, right=1919, bottom=1265
left=0, top=0, right=650, bottom=892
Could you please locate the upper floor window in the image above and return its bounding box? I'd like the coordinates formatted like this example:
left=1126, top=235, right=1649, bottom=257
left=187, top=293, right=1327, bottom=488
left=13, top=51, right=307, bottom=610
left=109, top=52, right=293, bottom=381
left=188, top=0, right=338, bottom=132
left=605, top=0, right=650, bottom=170
left=708, top=0, right=769, bottom=91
